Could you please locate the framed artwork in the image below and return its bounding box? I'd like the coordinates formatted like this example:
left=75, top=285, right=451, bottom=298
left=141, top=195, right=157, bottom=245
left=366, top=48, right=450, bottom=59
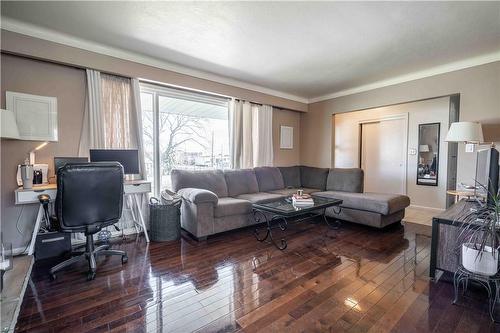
left=6, top=91, right=58, bottom=141
left=417, top=122, right=440, bottom=186
left=280, top=125, right=293, bottom=149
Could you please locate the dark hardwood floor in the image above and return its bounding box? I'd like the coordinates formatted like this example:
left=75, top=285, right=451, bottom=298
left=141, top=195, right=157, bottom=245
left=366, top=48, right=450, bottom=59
left=16, top=219, right=499, bottom=333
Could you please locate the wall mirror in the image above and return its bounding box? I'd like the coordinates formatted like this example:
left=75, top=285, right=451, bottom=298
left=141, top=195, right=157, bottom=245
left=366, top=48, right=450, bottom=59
left=6, top=91, right=58, bottom=141
left=417, top=122, right=440, bottom=186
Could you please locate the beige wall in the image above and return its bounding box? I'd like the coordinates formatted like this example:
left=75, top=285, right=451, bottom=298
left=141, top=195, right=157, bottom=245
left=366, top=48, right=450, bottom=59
left=301, top=61, right=500, bottom=187
left=0, top=53, right=302, bottom=250
left=334, top=97, right=450, bottom=209
left=273, top=108, right=301, bottom=166
left=1, top=54, right=86, bottom=250
left=1, top=30, right=308, bottom=112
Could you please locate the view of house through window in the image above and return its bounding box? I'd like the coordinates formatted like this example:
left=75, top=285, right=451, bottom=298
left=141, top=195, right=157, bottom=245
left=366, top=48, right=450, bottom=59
left=140, top=84, right=230, bottom=196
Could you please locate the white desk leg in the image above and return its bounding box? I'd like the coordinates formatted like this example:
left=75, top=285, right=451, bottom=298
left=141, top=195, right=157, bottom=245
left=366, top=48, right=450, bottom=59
left=28, top=204, right=44, bottom=255
left=127, top=195, right=140, bottom=234
left=133, top=194, right=150, bottom=243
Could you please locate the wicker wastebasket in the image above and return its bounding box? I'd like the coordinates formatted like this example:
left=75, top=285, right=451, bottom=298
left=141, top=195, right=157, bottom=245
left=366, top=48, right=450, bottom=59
left=149, top=191, right=181, bottom=242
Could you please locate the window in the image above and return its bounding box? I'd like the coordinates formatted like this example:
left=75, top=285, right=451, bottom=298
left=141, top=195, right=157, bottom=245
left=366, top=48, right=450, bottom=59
left=140, top=83, right=230, bottom=196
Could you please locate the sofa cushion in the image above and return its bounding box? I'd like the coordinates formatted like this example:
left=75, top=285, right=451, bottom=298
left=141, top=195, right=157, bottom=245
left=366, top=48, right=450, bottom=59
left=171, top=169, right=228, bottom=197
left=214, top=197, right=253, bottom=218
left=278, top=166, right=301, bottom=188
left=235, top=192, right=286, bottom=204
left=269, top=188, right=321, bottom=196
left=254, top=167, right=285, bottom=192
left=300, top=166, right=329, bottom=190
left=224, top=169, right=259, bottom=197
left=177, top=188, right=218, bottom=205
left=327, top=168, right=364, bottom=193
left=314, top=191, right=410, bottom=215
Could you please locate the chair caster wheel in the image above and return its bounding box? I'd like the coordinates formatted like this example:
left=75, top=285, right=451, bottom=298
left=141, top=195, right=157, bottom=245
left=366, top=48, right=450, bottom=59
left=87, top=271, right=96, bottom=281
left=122, top=255, right=128, bottom=264
left=50, top=273, right=57, bottom=280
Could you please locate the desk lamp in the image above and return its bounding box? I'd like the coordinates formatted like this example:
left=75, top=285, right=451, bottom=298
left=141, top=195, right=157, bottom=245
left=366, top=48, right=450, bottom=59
left=29, top=141, right=49, bottom=165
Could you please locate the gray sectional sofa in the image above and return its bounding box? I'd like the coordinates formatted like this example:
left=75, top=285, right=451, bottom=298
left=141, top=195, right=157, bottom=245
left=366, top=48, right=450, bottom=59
left=171, top=166, right=410, bottom=240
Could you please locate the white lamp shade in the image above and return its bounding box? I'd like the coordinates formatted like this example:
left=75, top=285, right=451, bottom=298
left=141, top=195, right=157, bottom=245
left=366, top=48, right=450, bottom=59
left=419, top=144, right=430, bottom=152
left=445, top=121, right=484, bottom=143
left=1, top=109, right=20, bottom=139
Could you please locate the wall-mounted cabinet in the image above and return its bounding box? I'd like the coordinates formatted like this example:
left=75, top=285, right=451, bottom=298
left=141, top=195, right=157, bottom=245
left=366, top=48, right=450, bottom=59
left=6, top=91, right=58, bottom=142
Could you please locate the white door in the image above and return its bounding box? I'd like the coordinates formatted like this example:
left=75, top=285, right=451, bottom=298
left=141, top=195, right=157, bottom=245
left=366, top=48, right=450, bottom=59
left=361, top=118, right=407, bottom=194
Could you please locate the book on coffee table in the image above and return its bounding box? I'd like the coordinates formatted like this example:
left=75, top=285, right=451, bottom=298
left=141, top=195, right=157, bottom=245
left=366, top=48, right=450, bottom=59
left=292, top=194, right=314, bottom=206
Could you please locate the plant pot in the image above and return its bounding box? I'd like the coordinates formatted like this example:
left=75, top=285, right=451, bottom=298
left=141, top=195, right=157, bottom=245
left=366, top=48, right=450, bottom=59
left=462, top=243, right=499, bottom=276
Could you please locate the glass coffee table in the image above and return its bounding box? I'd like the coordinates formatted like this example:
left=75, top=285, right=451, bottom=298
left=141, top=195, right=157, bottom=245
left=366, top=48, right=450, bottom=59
left=252, top=196, right=342, bottom=250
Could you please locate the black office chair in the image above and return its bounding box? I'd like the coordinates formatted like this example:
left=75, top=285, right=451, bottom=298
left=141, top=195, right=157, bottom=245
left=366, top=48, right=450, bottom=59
left=49, top=162, right=128, bottom=280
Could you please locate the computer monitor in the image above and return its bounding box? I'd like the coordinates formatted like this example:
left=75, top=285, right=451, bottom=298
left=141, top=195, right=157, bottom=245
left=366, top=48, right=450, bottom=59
left=89, top=149, right=140, bottom=175
left=54, top=157, right=89, bottom=174
left=475, top=147, right=499, bottom=206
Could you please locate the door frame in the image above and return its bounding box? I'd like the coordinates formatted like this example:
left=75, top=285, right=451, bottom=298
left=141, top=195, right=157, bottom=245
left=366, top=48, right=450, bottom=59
left=358, top=113, right=409, bottom=195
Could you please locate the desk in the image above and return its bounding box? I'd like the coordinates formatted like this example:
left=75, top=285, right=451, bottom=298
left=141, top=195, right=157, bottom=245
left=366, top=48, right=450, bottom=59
left=15, top=180, right=151, bottom=255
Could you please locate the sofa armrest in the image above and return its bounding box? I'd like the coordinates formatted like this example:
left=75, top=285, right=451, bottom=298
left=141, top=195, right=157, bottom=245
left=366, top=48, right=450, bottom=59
left=177, top=188, right=219, bottom=205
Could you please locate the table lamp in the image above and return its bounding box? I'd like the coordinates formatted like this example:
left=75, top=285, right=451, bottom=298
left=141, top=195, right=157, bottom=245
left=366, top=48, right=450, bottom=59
left=445, top=121, right=484, bottom=144
left=419, top=144, right=430, bottom=152
left=445, top=121, right=485, bottom=197
left=0, top=109, right=20, bottom=139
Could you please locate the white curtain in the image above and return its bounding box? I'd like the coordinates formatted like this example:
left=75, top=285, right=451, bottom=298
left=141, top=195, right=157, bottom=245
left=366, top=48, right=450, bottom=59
left=229, top=99, right=273, bottom=168
left=131, top=79, right=147, bottom=179
left=100, top=73, right=133, bottom=148
left=253, top=104, right=274, bottom=167
left=229, top=99, right=243, bottom=168
left=78, top=69, right=149, bottom=234
left=78, top=69, right=103, bottom=155
left=79, top=70, right=145, bottom=169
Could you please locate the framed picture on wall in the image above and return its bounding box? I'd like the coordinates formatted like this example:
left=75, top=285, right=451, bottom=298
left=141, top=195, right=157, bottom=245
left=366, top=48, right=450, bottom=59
left=6, top=91, right=58, bottom=141
left=280, top=126, right=293, bottom=149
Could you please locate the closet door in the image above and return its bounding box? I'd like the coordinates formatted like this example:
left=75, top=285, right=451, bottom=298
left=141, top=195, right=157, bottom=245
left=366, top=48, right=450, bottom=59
left=361, top=118, right=407, bottom=194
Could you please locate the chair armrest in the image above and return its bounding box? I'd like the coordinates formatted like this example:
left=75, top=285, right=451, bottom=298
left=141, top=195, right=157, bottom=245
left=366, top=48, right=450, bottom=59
left=177, top=188, right=219, bottom=205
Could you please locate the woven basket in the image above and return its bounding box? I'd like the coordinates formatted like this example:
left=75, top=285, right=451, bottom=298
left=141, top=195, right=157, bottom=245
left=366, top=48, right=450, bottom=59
left=149, top=191, right=181, bottom=242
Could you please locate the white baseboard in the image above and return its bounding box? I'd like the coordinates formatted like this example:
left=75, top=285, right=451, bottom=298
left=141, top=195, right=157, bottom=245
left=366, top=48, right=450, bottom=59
left=408, top=204, right=445, bottom=212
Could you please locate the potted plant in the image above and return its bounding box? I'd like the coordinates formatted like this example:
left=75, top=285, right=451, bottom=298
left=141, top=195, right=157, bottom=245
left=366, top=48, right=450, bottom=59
left=455, top=183, right=500, bottom=276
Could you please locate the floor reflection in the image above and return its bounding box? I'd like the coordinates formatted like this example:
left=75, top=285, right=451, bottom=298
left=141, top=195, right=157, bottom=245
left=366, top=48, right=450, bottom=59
left=16, top=220, right=499, bottom=332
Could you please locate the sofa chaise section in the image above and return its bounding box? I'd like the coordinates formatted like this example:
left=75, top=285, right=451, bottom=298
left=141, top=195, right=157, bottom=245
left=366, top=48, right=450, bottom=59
left=314, top=168, right=410, bottom=228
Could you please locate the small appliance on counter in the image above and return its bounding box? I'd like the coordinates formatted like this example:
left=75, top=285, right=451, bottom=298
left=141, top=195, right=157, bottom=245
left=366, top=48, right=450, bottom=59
left=34, top=170, right=43, bottom=185
left=20, top=162, right=34, bottom=189
left=17, top=163, right=49, bottom=186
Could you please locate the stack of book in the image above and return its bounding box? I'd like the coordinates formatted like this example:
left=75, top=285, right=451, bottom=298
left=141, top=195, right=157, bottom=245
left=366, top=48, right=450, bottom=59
left=292, top=193, right=314, bottom=207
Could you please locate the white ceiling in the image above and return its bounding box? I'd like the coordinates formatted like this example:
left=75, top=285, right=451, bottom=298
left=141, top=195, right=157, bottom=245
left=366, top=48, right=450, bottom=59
left=2, top=1, right=500, bottom=102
